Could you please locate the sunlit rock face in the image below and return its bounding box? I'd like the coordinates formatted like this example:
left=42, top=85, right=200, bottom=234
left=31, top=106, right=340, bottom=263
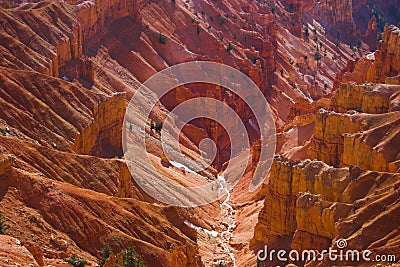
left=0, top=0, right=399, bottom=266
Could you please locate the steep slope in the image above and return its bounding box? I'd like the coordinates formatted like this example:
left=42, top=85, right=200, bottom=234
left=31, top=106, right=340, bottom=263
left=0, top=0, right=399, bottom=266
left=252, top=25, right=400, bottom=267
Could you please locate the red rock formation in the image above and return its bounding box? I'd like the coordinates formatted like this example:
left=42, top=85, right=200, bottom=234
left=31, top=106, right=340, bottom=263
left=0, top=235, right=39, bottom=266
left=0, top=0, right=399, bottom=266
left=336, top=25, right=400, bottom=85
left=72, top=92, right=126, bottom=158
left=367, top=25, right=400, bottom=82
left=252, top=22, right=400, bottom=267
left=0, top=2, right=82, bottom=77
left=251, top=157, right=400, bottom=265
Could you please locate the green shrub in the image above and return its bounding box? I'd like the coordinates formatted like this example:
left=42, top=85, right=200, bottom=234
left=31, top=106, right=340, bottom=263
left=119, top=246, right=146, bottom=267
left=150, top=121, right=163, bottom=132
left=356, top=39, right=362, bottom=49
left=304, top=26, right=309, bottom=37
left=287, top=3, right=294, bottom=12
left=226, top=43, right=233, bottom=52
left=0, top=128, right=6, bottom=136
left=314, top=51, right=322, bottom=62
left=98, top=243, right=112, bottom=267
left=63, top=255, right=88, bottom=267
left=218, top=15, right=226, bottom=25
left=213, top=262, right=227, bottom=267
left=158, top=32, right=166, bottom=44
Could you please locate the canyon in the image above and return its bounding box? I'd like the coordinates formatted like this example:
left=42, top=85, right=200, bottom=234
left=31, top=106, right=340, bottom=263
left=0, top=0, right=398, bottom=266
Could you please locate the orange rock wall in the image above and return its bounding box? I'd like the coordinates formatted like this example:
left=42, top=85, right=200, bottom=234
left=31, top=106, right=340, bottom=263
left=72, top=92, right=126, bottom=158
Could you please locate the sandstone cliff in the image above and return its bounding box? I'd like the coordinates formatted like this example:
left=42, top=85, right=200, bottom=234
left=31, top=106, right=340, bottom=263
left=72, top=92, right=126, bottom=158
left=252, top=157, right=400, bottom=265
left=252, top=22, right=400, bottom=267
left=0, top=2, right=82, bottom=77
left=0, top=0, right=399, bottom=266
left=335, top=25, right=400, bottom=85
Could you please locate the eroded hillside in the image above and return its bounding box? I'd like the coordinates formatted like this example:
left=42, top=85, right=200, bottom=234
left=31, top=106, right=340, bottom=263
left=0, top=0, right=398, bottom=266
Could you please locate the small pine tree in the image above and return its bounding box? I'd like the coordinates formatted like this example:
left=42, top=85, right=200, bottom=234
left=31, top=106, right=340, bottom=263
left=63, top=254, right=88, bottom=267
left=154, top=122, right=163, bottom=132
left=314, top=51, right=322, bottom=62
left=158, top=32, right=166, bottom=44
left=356, top=39, right=362, bottom=49
left=150, top=121, right=162, bottom=132
left=226, top=43, right=233, bottom=52
left=0, top=214, right=7, bottom=234
left=98, top=243, right=112, bottom=267
left=218, top=15, right=226, bottom=25
left=304, top=26, right=309, bottom=37
left=120, top=246, right=146, bottom=267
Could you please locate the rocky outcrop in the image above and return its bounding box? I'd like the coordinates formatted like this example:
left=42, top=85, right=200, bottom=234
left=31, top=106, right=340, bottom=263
left=297, top=0, right=359, bottom=43
left=0, top=153, right=11, bottom=175
left=367, top=25, right=400, bottom=82
left=0, top=167, right=199, bottom=266
left=0, top=235, right=39, bottom=266
left=331, top=83, right=400, bottom=113
left=308, top=109, right=366, bottom=167
left=308, top=109, right=400, bottom=172
left=72, top=92, right=126, bottom=158
left=251, top=157, right=400, bottom=265
left=335, top=25, right=400, bottom=85
left=0, top=2, right=82, bottom=77
left=71, top=0, right=148, bottom=44
left=342, top=114, right=400, bottom=172
left=1, top=0, right=399, bottom=266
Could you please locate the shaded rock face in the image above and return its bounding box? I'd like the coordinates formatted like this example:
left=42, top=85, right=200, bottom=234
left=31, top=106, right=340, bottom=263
left=0, top=0, right=399, bottom=266
left=72, top=92, right=126, bottom=158
left=336, top=25, right=400, bottom=85
left=353, top=0, right=400, bottom=32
